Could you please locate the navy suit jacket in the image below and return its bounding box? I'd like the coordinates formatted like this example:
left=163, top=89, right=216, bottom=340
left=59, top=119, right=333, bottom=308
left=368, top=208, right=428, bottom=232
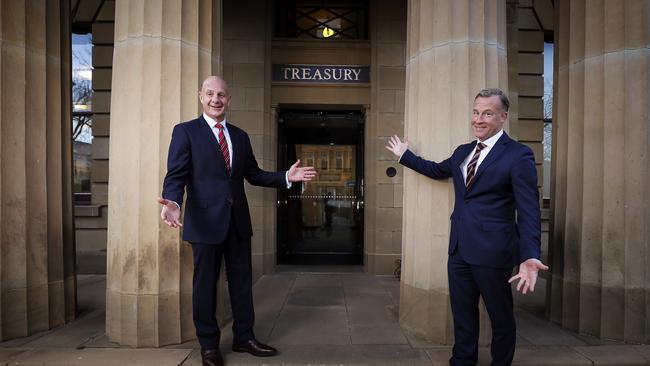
left=399, top=132, right=541, bottom=269
left=162, top=116, right=286, bottom=244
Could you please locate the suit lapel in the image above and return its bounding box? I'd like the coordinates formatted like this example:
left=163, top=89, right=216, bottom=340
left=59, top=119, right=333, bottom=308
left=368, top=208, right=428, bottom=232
left=470, top=132, right=511, bottom=188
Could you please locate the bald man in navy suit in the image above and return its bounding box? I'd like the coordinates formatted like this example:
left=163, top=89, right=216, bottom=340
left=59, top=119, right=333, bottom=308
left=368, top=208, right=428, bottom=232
left=158, top=76, right=316, bottom=366
left=387, top=89, right=548, bottom=366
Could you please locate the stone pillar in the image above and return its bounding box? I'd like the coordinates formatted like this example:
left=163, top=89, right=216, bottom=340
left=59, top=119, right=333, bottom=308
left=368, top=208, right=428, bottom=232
left=106, top=0, right=221, bottom=347
left=400, top=0, right=508, bottom=343
left=547, top=0, right=650, bottom=342
left=0, top=0, right=76, bottom=341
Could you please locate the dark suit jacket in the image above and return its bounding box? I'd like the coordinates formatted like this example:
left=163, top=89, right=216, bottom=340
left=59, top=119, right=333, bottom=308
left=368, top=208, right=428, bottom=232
left=162, top=115, right=286, bottom=244
left=399, top=132, right=541, bottom=268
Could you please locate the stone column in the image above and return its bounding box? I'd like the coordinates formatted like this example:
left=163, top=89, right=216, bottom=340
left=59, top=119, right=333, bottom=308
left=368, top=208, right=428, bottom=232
left=0, top=0, right=76, bottom=341
left=106, top=0, right=221, bottom=347
left=400, top=0, right=508, bottom=343
left=547, top=0, right=650, bottom=343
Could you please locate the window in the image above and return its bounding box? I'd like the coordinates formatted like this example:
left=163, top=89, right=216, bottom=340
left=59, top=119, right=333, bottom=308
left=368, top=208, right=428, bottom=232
left=72, top=32, right=93, bottom=204
left=335, top=151, right=343, bottom=170
left=542, top=42, right=553, bottom=206
left=274, top=0, right=368, bottom=40
left=320, top=151, right=329, bottom=170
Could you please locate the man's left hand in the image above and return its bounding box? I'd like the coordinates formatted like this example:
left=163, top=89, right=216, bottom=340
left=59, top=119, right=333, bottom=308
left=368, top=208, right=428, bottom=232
left=288, top=159, right=317, bottom=182
left=508, top=258, right=549, bottom=294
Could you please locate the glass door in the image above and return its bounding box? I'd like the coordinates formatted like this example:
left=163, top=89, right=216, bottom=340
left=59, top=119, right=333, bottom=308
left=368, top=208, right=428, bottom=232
left=277, top=109, right=364, bottom=265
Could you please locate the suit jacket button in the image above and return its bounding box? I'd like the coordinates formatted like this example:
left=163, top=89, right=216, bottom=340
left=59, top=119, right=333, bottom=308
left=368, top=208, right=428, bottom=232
left=228, top=197, right=234, bottom=205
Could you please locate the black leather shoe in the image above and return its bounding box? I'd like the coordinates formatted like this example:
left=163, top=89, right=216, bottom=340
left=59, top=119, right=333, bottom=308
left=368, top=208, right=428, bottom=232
left=232, top=339, right=278, bottom=357
left=200, top=348, right=223, bottom=366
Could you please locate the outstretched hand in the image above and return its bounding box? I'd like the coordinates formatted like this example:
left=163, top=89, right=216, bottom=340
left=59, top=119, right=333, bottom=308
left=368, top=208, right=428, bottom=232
left=288, top=160, right=317, bottom=182
left=385, top=135, right=409, bottom=158
left=509, top=258, right=549, bottom=294
left=158, top=197, right=182, bottom=228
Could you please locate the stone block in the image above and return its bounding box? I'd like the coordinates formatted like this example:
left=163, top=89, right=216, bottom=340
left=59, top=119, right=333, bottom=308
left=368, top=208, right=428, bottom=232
left=379, top=67, right=406, bottom=89
left=157, top=293, right=182, bottom=346
left=92, top=68, right=112, bottom=91
left=229, top=111, right=264, bottom=135
left=518, top=97, right=543, bottom=119
left=378, top=44, right=406, bottom=67
left=378, top=90, right=396, bottom=113
left=518, top=31, right=544, bottom=52
left=92, top=159, right=109, bottom=183
left=91, top=183, right=108, bottom=206
left=91, top=137, right=109, bottom=159
left=96, top=1, right=115, bottom=21
left=518, top=120, right=544, bottom=142
left=92, top=45, right=114, bottom=68
left=75, top=208, right=108, bottom=229
left=232, top=63, right=264, bottom=87
left=394, top=184, right=403, bottom=208
left=376, top=184, right=395, bottom=208
left=377, top=112, right=404, bottom=136
left=534, top=0, right=554, bottom=31
left=399, top=282, right=453, bottom=344
left=92, top=91, right=111, bottom=113
left=245, top=87, right=264, bottom=111
left=518, top=74, right=544, bottom=97
left=223, top=40, right=249, bottom=63
left=92, top=23, right=115, bottom=45
left=1, top=288, right=28, bottom=340
left=376, top=207, right=402, bottom=232
left=518, top=8, right=541, bottom=30
left=92, top=114, right=110, bottom=137
left=518, top=52, right=544, bottom=74
left=75, top=229, right=107, bottom=252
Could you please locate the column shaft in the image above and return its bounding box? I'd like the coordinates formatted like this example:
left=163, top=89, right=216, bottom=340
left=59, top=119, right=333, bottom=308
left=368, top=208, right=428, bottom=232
left=548, top=0, right=650, bottom=342
left=400, top=0, right=508, bottom=343
left=106, top=0, right=219, bottom=347
left=0, top=0, right=75, bottom=341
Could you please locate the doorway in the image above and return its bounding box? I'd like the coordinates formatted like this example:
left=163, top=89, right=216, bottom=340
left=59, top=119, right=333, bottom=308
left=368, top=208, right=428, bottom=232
left=277, top=107, right=364, bottom=265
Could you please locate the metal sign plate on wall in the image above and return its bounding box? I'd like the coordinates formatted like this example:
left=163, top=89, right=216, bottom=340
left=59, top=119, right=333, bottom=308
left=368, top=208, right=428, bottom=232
left=272, top=64, right=370, bottom=84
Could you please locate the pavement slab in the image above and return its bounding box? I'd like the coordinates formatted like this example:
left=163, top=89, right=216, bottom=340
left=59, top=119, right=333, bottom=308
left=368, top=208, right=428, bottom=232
left=573, top=345, right=650, bottom=365
left=6, top=347, right=192, bottom=366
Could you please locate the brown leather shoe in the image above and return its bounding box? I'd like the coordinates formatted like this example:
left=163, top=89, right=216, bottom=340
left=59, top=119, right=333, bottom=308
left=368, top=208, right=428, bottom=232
left=232, top=339, right=278, bottom=357
left=200, top=348, right=223, bottom=366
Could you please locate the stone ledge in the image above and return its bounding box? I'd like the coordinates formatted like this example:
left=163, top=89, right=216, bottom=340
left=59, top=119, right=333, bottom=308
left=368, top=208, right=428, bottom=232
left=75, top=205, right=102, bottom=217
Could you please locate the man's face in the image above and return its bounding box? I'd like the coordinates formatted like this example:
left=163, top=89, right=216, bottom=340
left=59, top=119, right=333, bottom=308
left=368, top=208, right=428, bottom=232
left=199, top=77, right=231, bottom=122
left=471, top=95, right=507, bottom=141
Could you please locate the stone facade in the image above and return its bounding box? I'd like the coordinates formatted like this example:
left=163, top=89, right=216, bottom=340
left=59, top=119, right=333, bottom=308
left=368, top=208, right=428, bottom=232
left=2, top=0, right=648, bottom=349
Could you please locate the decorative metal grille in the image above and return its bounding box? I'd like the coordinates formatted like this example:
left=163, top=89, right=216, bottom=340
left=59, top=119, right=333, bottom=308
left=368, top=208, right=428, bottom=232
left=274, top=0, right=368, bottom=40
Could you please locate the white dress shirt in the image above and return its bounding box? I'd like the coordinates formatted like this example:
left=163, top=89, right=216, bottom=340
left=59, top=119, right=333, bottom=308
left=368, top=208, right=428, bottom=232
left=203, top=113, right=234, bottom=168
left=460, top=129, right=504, bottom=181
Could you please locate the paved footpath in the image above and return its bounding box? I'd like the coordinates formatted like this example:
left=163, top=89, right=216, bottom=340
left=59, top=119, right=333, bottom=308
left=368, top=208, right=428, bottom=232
left=1, top=272, right=649, bottom=365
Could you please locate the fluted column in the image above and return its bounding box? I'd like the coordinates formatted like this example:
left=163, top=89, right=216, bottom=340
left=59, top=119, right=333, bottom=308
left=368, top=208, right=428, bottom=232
left=400, top=0, right=508, bottom=343
left=0, top=0, right=76, bottom=341
left=106, top=0, right=221, bottom=347
left=547, top=0, right=650, bottom=342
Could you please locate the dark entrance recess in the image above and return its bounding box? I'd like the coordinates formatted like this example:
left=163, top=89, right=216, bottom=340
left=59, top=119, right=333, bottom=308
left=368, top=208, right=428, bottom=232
left=277, top=107, right=364, bottom=265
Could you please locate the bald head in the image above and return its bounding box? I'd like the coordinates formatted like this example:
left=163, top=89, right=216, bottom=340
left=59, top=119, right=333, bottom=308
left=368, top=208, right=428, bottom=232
left=199, top=75, right=231, bottom=122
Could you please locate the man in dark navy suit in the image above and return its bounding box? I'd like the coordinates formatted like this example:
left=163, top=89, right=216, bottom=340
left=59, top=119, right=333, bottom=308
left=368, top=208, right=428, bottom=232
left=386, top=89, right=548, bottom=366
left=158, top=76, right=315, bottom=366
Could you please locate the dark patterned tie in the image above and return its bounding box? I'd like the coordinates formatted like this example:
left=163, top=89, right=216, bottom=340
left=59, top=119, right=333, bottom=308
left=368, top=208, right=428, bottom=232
left=215, top=123, right=231, bottom=174
left=465, top=142, right=486, bottom=188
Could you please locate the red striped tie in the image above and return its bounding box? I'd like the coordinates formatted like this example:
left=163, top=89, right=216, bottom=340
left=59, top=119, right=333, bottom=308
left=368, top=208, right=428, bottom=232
left=465, top=142, right=486, bottom=188
left=215, top=124, right=231, bottom=174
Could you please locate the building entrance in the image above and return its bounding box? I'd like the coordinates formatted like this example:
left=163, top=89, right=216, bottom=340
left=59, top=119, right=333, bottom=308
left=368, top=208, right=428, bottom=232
left=277, top=107, right=364, bottom=265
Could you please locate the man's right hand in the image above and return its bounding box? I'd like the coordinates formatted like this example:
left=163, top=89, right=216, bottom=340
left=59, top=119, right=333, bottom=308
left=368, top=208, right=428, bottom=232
left=158, top=198, right=183, bottom=228
left=386, top=135, right=409, bottom=159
